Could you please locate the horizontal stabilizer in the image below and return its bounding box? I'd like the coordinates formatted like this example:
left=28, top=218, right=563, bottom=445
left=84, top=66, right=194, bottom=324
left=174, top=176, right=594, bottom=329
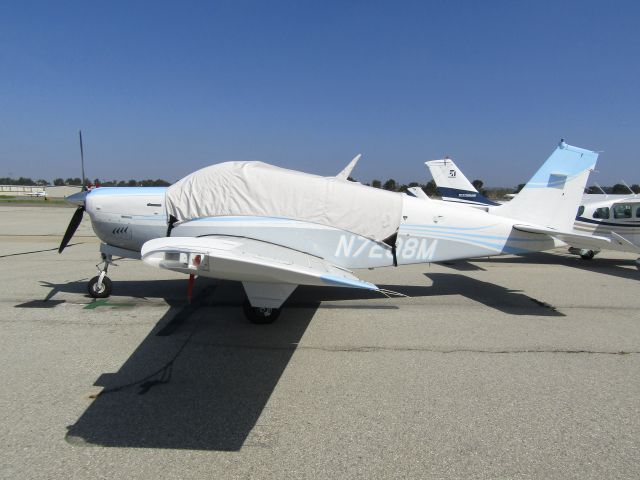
left=610, top=232, right=640, bottom=252
left=513, top=224, right=614, bottom=250
left=141, top=236, right=380, bottom=289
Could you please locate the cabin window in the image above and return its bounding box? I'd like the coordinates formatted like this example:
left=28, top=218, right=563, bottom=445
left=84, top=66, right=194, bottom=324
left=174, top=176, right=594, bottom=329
left=637, top=206, right=640, bottom=218
left=613, top=204, right=632, bottom=219
left=577, top=206, right=585, bottom=217
left=592, top=207, right=610, bottom=219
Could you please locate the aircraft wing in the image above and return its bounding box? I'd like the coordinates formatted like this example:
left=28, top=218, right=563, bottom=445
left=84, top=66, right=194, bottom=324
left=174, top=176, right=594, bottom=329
left=513, top=224, right=640, bottom=252
left=141, top=236, right=379, bottom=290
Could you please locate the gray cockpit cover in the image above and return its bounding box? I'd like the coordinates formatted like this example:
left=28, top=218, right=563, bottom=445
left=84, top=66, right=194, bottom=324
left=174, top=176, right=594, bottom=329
left=165, top=161, right=402, bottom=242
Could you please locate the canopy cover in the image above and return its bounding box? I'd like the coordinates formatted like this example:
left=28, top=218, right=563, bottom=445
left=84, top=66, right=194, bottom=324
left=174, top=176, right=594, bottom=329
left=165, top=161, right=402, bottom=242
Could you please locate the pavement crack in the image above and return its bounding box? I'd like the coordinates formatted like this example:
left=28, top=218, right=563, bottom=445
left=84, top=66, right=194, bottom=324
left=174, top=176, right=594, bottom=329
left=190, top=341, right=639, bottom=355
left=0, top=242, right=83, bottom=258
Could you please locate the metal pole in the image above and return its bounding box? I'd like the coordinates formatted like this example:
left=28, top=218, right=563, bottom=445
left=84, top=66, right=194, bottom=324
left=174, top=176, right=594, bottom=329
left=79, top=130, right=86, bottom=190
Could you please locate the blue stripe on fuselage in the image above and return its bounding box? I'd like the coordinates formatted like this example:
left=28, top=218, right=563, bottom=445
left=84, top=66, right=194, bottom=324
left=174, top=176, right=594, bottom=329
left=436, top=187, right=500, bottom=206
left=576, top=216, right=640, bottom=228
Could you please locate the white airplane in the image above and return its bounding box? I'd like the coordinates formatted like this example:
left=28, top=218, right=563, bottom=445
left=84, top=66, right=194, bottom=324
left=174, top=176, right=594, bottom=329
left=25, top=190, right=46, bottom=197
left=424, top=157, right=500, bottom=207
left=59, top=142, right=601, bottom=323
left=425, top=154, right=640, bottom=263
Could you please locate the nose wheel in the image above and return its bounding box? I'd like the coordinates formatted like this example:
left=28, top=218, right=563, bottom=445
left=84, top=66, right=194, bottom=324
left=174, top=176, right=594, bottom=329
left=88, top=253, right=115, bottom=298
left=88, top=275, right=112, bottom=298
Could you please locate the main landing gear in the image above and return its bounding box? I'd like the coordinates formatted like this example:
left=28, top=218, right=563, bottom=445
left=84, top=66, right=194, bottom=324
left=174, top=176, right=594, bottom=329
left=568, top=247, right=598, bottom=260
left=243, top=301, right=281, bottom=324
left=240, top=282, right=294, bottom=324
left=88, top=253, right=115, bottom=298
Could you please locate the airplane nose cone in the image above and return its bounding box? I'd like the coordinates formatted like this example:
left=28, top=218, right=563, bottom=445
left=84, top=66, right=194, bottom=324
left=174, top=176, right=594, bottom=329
left=65, top=190, right=88, bottom=206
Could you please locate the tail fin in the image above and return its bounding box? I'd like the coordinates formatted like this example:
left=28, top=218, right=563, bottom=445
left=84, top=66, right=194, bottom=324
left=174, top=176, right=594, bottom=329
left=336, top=154, right=362, bottom=180
left=426, top=158, right=498, bottom=206
left=493, top=141, right=598, bottom=230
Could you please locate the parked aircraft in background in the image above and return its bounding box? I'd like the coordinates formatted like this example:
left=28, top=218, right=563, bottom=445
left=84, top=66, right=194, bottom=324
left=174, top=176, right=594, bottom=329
left=24, top=191, right=46, bottom=197
left=425, top=155, right=640, bottom=263
left=59, top=141, right=602, bottom=323
left=425, top=157, right=499, bottom=207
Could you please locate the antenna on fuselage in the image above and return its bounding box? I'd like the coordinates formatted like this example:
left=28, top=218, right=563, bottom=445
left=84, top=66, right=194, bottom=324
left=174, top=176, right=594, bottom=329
left=79, top=130, right=87, bottom=191
left=620, top=180, right=637, bottom=197
left=593, top=182, right=608, bottom=198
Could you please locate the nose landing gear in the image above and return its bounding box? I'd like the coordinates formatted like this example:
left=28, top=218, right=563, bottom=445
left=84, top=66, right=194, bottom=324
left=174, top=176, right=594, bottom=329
left=88, top=253, right=115, bottom=298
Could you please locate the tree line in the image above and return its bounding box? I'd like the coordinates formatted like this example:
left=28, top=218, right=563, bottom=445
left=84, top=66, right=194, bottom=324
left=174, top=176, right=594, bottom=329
left=2, top=176, right=639, bottom=197
left=362, top=178, right=640, bottom=197
left=52, top=177, right=171, bottom=187
left=362, top=177, right=506, bottom=197
left=0, top=177, right=170, bottom=187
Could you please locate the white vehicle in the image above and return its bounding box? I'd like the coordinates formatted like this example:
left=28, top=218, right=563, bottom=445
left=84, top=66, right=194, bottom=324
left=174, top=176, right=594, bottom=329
left=425, top=153, right=640, bottom=263
left=59, top=141, right=602, bottom=323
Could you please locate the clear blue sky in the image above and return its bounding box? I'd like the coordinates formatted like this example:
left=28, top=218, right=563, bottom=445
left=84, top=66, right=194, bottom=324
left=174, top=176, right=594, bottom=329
left=1, top=0, right=639, bottom=187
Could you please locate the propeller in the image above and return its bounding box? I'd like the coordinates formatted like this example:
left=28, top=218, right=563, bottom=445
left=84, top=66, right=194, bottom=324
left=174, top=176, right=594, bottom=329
left=58, top=205, right=85, bottom=253
left=58, top=130, right=89, bottom=254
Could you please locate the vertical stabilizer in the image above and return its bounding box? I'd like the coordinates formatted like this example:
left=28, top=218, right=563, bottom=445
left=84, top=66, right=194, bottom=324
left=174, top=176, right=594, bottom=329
left=492, top=141, right=598, bottom=230
left=426, top=158, right=498, bottom=206
left=336, top=154, right=362, bottom=180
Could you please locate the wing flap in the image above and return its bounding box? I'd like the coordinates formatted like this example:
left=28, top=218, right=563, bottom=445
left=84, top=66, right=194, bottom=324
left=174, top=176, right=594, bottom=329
left=141, top=236, right=378, bottom=290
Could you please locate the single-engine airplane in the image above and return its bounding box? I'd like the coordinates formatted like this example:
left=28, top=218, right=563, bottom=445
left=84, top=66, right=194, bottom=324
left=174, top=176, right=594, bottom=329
left=425, top=155, right=640, bottom=263
left=59, top=141, right=601, bottom=323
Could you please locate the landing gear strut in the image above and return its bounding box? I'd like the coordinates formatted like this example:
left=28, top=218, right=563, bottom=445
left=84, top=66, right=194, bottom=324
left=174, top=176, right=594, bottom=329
left=243, top=301, right=281, bottom=324
left=88, top=253, right=115, bottom=298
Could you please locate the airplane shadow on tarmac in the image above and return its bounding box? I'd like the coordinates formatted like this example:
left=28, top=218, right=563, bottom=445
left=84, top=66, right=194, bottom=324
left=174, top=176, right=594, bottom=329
left=34, top=271, right=564, bottom=451
left=451, top=251, right=640, bottom=282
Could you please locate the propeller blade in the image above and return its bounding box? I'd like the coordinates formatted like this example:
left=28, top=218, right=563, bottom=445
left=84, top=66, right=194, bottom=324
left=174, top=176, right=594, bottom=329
left=58, top=206, right=85, bottom=253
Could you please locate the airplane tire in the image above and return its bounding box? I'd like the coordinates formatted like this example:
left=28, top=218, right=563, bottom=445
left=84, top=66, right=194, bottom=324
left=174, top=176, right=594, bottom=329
left=243, top=301, right=280, bottom=324
left=580, top=250, right=595, bottom=260
left=88, top=276, right=112, bottom=298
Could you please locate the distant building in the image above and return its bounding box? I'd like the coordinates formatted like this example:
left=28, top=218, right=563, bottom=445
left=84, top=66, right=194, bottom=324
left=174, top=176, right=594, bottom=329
left=43, top=185, right=83, bottom=198
left=0, top=185, right=82, bottom=198
left=0, top=185, right=46, bottom=196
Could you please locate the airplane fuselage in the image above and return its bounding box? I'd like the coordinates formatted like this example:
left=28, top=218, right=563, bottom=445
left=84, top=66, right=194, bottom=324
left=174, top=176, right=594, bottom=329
left=85, top=187, right=556, bottom=271
left=573, top=197, right=640, bottom=251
